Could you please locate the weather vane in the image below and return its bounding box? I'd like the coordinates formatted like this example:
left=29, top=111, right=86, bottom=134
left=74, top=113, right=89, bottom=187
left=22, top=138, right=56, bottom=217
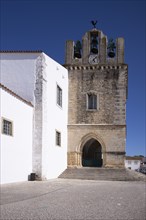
left=91, top=20, right=97, bottom=29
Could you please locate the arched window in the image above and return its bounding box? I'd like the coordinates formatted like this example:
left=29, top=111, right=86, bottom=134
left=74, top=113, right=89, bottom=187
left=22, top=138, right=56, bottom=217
left=87, top=93, right=97, bottom=110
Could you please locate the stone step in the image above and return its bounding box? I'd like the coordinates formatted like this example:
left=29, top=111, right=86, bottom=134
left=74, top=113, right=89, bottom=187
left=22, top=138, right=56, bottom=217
left=58, top=167, right=146, bottom=181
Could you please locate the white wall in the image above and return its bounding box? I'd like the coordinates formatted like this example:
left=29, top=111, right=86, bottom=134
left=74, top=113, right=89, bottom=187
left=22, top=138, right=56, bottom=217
left=0, top=88, right=33, bottom=184
left=125, top=160, right=141, bottom=170
left=41, top=53, right=68, bottom=179
left=0, top=53, right=40, bottom=104
left=0, top=52, right=68, bottom=182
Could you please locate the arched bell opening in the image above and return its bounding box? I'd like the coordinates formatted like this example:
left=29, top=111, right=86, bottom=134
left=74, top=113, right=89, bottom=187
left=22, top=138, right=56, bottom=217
left=82, top=138, right=102, bottom=167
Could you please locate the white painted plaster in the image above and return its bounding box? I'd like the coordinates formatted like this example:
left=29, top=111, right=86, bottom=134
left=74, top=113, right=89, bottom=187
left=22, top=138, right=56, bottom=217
left=125, top=160, right=141, bottom=170
left=0, top=52, right=68, bottom=183
left=41, top=53, right=68, bottom=179
left=0, top=88, right=33, bottom=184
left=0, top=53, right=40, bottom=104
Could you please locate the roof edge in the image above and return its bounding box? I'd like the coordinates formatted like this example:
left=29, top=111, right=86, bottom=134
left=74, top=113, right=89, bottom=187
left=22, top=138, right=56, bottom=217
left=0, top=50, right=43, bottom=53
left=0, top=83, right=33, bottom=107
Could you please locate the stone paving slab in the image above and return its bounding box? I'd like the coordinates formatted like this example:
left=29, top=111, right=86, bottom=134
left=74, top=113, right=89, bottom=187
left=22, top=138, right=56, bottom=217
left=0, top=179, right=146, bottom=220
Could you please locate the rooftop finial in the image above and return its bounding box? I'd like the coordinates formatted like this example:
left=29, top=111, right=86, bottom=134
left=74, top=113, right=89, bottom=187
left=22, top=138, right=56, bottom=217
left=91, top=20, right=97, bottom=29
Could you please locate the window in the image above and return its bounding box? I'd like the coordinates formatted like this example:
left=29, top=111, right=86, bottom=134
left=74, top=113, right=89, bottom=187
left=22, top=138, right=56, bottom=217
left=128, top=160, right=131, bottom=165
left=2, top=118, right=13, bottom=136
left=56, top=131, right=61, bottom=146
left=57, top=85, right=62, bottom=107
left=134, top=160, right=138, bottom=165
left=87, top=93, right=97, bottom=110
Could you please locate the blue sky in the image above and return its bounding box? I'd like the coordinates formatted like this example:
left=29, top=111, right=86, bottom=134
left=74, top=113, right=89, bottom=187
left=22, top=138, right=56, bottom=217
left=0, top=0, right=145, bottom=156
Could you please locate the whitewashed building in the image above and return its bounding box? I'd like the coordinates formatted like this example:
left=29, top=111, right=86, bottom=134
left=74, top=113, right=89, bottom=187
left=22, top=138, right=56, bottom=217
left=125, top=156, right=142, bottom=171
left=0, top=51, right=68, bottom=184
left=0, top=84, right=33, bottom=184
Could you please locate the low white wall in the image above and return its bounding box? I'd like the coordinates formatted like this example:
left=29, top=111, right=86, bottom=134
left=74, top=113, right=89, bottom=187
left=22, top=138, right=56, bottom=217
left=0, top=88, right=33, bottom=184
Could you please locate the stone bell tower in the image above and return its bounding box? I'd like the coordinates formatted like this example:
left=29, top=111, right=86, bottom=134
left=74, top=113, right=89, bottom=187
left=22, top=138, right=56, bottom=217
left=64, top=24, right=128, bottom=168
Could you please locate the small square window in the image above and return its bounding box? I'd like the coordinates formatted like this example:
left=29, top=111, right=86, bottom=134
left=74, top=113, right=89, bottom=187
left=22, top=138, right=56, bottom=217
left=87, top=93, right=97, bottom=110
left=57, top=85, right=62, bottom=107
left=2, top=118, right=13, bottom=136
left=56, top=131, right=61, bottom=146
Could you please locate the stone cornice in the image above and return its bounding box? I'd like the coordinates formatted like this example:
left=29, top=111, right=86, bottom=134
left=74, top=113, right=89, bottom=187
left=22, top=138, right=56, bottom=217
left=63, top=64, right=128, bottom=71
left=68, top=124, right=126, bottom=129
left=106, top=151, right=126, bottom=155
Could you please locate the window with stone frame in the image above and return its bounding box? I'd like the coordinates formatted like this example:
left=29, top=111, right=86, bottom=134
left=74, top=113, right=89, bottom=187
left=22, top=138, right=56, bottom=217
left=57, top=84, right=62, bottom=107
left=56, top=130, right=61, bottom=146
left=2, top=118, right=13, bottom=136
left=87, top=93, right=97, bottom=110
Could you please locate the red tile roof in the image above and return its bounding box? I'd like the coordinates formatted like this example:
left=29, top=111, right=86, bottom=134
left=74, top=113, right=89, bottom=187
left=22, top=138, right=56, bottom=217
left=125, top=156, right=143, bottom=161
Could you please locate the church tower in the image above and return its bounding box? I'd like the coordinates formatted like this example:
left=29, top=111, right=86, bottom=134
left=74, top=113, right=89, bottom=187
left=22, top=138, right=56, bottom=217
left=64, top=24, right=128, bottom=168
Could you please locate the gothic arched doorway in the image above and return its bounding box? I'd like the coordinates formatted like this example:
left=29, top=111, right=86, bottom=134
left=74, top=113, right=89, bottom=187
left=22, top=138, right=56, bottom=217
left=82, top=138, right=102, bottom=167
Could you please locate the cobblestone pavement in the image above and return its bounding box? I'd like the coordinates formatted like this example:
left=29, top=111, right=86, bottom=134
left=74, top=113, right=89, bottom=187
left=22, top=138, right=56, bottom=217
left=0, top=179, right=146, bottom=220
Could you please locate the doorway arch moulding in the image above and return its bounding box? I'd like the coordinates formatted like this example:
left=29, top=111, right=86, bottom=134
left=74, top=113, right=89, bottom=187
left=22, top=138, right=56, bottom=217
left=76, top=133, right=106, bottom=167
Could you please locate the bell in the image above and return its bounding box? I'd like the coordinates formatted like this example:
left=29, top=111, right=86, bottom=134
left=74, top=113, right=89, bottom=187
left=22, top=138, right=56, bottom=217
left=91, top=47, right=98, bottom=54
left=74, top=51, right=81, bottom=58
left=91, top=35, right=98, bottom=54
left=108, top=51, right=115, bottom=58
left=74, top=40, right=82, bottom=58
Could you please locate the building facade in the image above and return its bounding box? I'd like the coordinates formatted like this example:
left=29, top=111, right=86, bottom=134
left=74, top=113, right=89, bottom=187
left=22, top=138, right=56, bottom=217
left=125, top=156, right=142, bottom=171
left=0, top=84, right=33, bottom=184
left=0, top=52, right=68, bottom=183
left=64, top=28, right=128, bottom=168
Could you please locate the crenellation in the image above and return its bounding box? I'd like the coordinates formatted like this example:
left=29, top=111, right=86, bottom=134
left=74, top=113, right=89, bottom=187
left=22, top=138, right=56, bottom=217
left=65, top=40, right=74, bottom=64
left=116, top=38, right=124, bottom=64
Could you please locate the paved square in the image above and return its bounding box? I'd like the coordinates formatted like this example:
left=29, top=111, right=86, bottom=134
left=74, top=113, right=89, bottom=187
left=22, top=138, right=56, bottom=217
left=0, top=179, right=146, bottom=220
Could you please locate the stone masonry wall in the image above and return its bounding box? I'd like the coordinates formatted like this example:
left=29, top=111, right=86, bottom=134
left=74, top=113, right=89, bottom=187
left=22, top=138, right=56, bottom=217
left=67, top=65, right=127, bottom=126
left=67, top=124, right=126, bottom=168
